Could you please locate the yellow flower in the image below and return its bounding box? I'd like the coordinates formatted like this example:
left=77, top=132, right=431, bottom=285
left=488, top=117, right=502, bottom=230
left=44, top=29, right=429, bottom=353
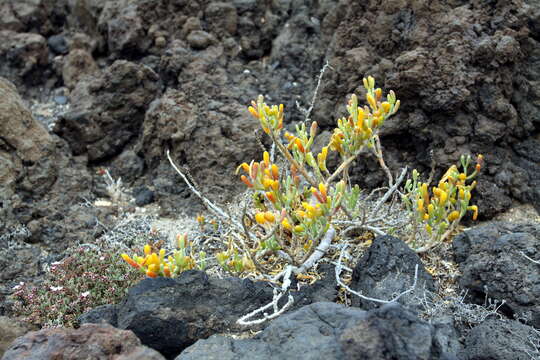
left=144, top=244, right=151, bottom=255
left=447, top=210, right=460, bottom=222
left=264, top=212, right=276, bottom=223
left=281, top=218, right=292, bottom=231
left=255, top=212, right=266, bottom=224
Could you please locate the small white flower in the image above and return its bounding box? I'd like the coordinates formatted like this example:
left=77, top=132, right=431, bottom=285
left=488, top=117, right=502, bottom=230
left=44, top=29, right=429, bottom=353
left=51, top=261, right=62, bottom=266
left=99, top=256, right=105, bottom=261
left=81, top=291, right=90, bottom=298
left=50, top=286, right=64, bottom=292
left=13, top=282, right=25, bottom=290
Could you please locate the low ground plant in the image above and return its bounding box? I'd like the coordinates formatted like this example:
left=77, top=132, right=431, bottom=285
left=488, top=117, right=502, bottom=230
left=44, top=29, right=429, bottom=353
left=12, top=245, right=143, bottom=327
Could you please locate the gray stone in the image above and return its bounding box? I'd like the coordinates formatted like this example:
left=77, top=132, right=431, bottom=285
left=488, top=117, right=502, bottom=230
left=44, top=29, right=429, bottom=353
left=2, top=323, right=165, bottom=360
left=177, top=302, right=459, bottom=360
left=453, top=221, right=540, bottom=328
left=350, top=235, right=435, bottom=311
left=462, top=319, right=539, bottom=360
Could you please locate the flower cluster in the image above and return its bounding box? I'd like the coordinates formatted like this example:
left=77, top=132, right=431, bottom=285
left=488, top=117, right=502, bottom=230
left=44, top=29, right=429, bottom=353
left=121, top=234, right=206, bottom=278
left=331, top=76, right=400, bottom=157
left=226, top=76, right=401, bottom=270
left=403, top=154, right=484, bottom=250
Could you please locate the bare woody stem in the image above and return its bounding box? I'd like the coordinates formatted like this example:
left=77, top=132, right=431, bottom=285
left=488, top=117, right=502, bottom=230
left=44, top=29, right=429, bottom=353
left=270, top=131, right=318, bottom=188
left=325, top=154, right=358, bottom=186
left=372, top=135, right=393, bottom=187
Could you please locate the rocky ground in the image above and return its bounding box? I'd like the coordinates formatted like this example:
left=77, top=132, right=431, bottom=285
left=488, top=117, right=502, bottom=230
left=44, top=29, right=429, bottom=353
left=1, top=0, right=540, bottom=359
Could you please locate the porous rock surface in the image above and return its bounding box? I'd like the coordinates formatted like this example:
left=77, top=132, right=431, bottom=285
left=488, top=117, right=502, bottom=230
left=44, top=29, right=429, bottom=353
left=1, top=0, right=537, bottom=218
left=0, top=78, right=115, bottom=314
left=461, top=318, right=539, bottom=360
left=453, top=221, right=540, bottom=328
left=54, top=60, right=160, bottom=162
left=350, top=235, right=435, bottom=311
left=177, top=302, right=459, bottom=360
left=1, top=323, right=165, bottom=360
left=83, top=271, right=274, bottom=359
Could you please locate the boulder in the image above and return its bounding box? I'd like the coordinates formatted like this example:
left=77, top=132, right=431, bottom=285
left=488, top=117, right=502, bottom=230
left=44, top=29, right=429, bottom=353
left=177, top=302, right=459, bottom=360
left=453, top=221, right=540, bottom=328
left=62, top=48, right=99, bottom=89
left=462, top=318, right=539, bottom=360
left=82, top=271, right=274, bottom=359
left=2, top=323, right=165, bottom=360
left=0, top=316, right=35, bottom=358
left=350, top=235, right=435, bottom=311
left=55, top=60, right=160, bottom=162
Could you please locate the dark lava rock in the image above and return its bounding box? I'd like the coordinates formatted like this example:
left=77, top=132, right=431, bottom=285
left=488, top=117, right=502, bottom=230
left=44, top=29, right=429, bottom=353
left=78, top=304, right=119, bottom=327
left=186, top=30, right=214, bottom=50
left=461, top=319, right=539, bottom=360
left=289, top=263, right=337, bottom=308
left=453, top=221, right=540, bottom=328
left=350, top=235, right=435, bottom=311
left=62, top=48, right=99, bottom=89
left=2, top=323, right=165, bottom=360
left=55, top=60, right=160, bottom=162
left=113, top=272, right=274, bottom=358
left=47, top=34, right=68, bottom=55
left=133, top=186, right=155, bottom=206
left=178, top=302, right=459, bottom=360
left=0, top=31, right=49, bottom=86
left=111, top=149, right=145, bottom=183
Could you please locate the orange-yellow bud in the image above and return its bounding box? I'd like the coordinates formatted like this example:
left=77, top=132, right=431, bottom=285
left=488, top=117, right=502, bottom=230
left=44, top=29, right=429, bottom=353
left=374, top=88, right=382, bottom=101
left=318, top=183, right=327, bottom=201
left=271, top=180, right=279, bottom=191
left=144, top=244, right=151, bottom=255
left=381, top=101, right=391, bottom=113
left=263, top=151, right=270, bottom=167
left=295, top=138, right=305, bottom=153
left=271, top=164, right=279, bottom=180
left=241, top=175, right=253, bottom=188
left=281, top=218, right=292, bottom=231
left=163, top=266, right=171, bottom=277
left=448, top=210, right=460, bottom=222
left=417, top=199, right=424, bottom=212
left=294, top=225, right=304, bottom=233
left=423, top=213, right=429, bottom=221
left=121, top=254, right=139, bottom=269
left=439, top=190, right=448, bottom=205
left=470, top=205, right=478, bottom=220
left=367, top=93, right=377, bottom=109
left=146, top=270, right=158, bottom=278
left=255, top=212, right=266, bottom=224
left=266, top=191, right=276, bottom=203
left=264, top=212, right=275, bottom=223
left=458, top=173, right=467, bottom=181
left=263, top=178, right=274, bottom=189
left=248, top=106, right=259, bottom=118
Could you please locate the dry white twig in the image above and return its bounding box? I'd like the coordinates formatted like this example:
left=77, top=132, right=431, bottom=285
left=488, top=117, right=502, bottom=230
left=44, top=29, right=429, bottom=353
left=372, top=167, right=407, bottom=216
left=521, top=252, right=540, bottom=265
left=103, top=169, right=125, bottom=203
left=237, top=265, right=295, bottom=326
left=167, top=150, right=243, bottom=230
left=296, top=60, right=331, bottom=124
